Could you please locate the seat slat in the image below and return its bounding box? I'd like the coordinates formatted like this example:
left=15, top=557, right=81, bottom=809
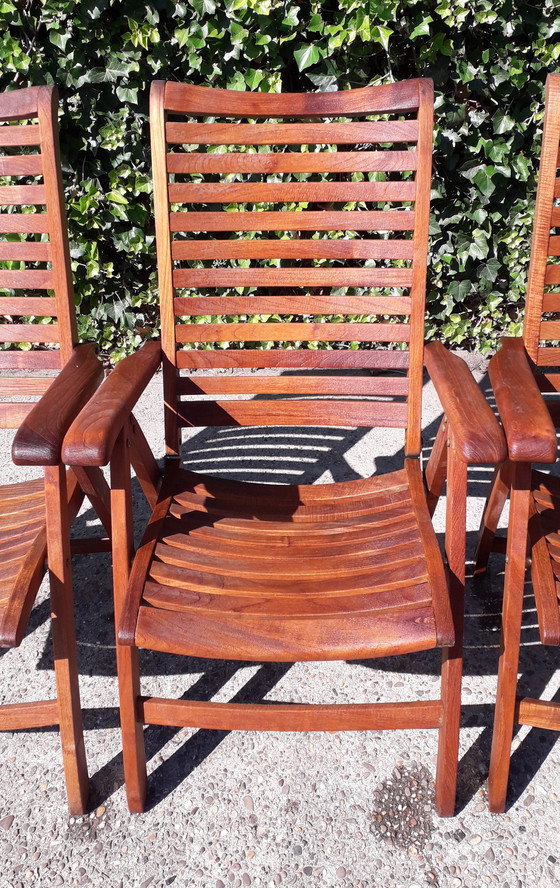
left=0, top=185, right=46, bottom=206
left=171, top=238, right=414, bottom=261
left=177, top=399, right=408, bottom=429
left=167, top=150, right=418, bottom=174
left=0, top=214, right=49, bottom=234
left=0, top=350, right=61, bottom=369
left=173, top=268, right=414, bottom=289
left=176, top=348, right=410, bottom=370
left=168, top=181, right=416, bottom=204
left=178, top=375, right=409, bottom=396
left=166, top=121, right=419, bottom=146
left=0, top=270, right=53, bottom=290
left=0, top=155, right=42, bottom=176
left=170, top=209, right=415, bottom=232
left=0, top=297, right=57, bottom=316
left=175, top=321, right=409, bottom=343
left=0, top=376, right=52, bottom=396
left=0, top=124, right=40, bottom=147
left=174, top=295, right=412, bottom=316
left=0, top=402, right=33, bottom=428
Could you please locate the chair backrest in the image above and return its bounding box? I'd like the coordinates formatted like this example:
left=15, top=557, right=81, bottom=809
left=522, top=73, right=560, bottom=402
left=150, top=79, right=433, bottom=458
left=0, top=85, right=77, bottom=430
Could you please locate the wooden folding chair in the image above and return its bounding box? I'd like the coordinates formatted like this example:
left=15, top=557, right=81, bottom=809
left=473, top=72, right=560, bottom=812
left=63, top=78, right=504, bottom=816
left=0, top=85, right=109, bottom=814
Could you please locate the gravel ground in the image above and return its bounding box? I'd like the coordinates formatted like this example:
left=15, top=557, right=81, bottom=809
left=1, top=353, right=559, bottom=888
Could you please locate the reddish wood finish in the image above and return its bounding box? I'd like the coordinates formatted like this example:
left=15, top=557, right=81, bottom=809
left=61, top=79, right=500, bottom=816
left=0, top=85, right=109, bottom=814
left=476, top=74, right=560, bottom=811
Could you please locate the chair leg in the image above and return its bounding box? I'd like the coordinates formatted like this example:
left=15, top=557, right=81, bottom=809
left=488, top=462, right=531, bottom=813
left=435, top=446, right=466, bottom=817
left=111, top=426, right=147, bottom=813
left=44, top=465, right=89, bottom=815
left=474, top=461, right=511, bottom=575
left=425, top=416, right=448, bottom=517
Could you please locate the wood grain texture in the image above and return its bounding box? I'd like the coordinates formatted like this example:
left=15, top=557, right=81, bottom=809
left=169, top=209, right=415, bottom=233
left=170, top=237, right=414, bottom=261
left=173, top=294, right=412, bottom=316
left=166, top=120, right=419, bottom=146
left=167, top=150, right=418, bottom=174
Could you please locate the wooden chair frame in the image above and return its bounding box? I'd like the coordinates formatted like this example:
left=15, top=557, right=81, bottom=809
left=63, top=79, right=504, bottom=816
left=0, top=85, right=110, bottom=814
left=474, top=73, right=560, bottom=812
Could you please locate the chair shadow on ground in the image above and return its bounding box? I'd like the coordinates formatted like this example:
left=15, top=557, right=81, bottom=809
left=7, top=366, right=559, bottom=814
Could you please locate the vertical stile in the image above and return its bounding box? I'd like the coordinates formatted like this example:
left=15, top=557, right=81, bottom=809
left=151, top=81, right=180, bottom=456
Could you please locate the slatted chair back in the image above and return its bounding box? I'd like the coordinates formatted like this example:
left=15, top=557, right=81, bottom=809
left=0, top=85, right=77, bottom=431
left=150, top=79, right=433, bottom=459
left=522, top=73, right=560, bottom=415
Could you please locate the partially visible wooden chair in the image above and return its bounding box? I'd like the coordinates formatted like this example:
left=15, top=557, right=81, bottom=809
left=0, top=85, right=109, bottom=814
left=474, top=73, right=560, bottom=812
left=64, top=78, right=505, bottom=816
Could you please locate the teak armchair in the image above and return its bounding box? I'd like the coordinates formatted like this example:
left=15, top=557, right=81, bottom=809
left=0, top=85, right=108, bottom=814
left=475, top=72, right=560, bottom=812
left=64, top=78, right=504, bottom=816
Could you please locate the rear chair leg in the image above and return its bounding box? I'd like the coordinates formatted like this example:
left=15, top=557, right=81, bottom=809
left=474, top=461, right=511, bottom=575
left=435, top=445, right=466, bottom=817
left=44, top=465, right=89, bottom=815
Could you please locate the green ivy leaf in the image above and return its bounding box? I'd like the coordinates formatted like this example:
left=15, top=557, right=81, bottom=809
left=293, top=43, right=320, bottom=72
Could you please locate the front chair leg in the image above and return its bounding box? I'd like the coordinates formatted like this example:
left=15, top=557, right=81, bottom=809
left=435, top=443, right=466, bottom=817
left=488, top=461, right=531, bottom=813
left=44, top=464, right=89, bottom=815
left=110, top=426, right=147, bottom=813
left=473, top=461, right=511, bottom=575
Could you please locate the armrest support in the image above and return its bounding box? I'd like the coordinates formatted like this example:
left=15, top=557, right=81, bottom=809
left=62, top=340, right=162, bottom=466
left=424, top=341, right=506, bottom=464
left=12, top=343, right=103, bottom=466
left=488, top=337, right=557, bottom=463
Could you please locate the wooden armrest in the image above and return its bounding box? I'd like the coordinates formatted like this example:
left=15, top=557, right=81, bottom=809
left=12, top=343, right=103, bottom=466
left=424, top=341, right=506, bottom=464
left=488, top=337, right=557, bottom=463
left=62, top=340, right=162, bottom=466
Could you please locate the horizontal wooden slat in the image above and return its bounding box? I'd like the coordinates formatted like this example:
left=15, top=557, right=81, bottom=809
left=0, top=214, right=49, bottom=234
left=516, top=697, right=560, bottom=731
left=0, top=349, right=60, bottom=369
left=0, top=402, right=33, bottom=428
left=140, top=696, right=441, bottom=731
left=0, top=124, right=40, bottom=147
left=174, top=295, right=412, bottom=316
left=166, top=121, right=419, bottom=146
left=177, top=399, right=408, bottom=428
left=168, top=181, right=416, bottom=204
left=0, top=155, right=42, bottom=176
left=537, top=372, right=560, bottom=393
left=545, top=264, right=560, bottom=285
left=0, top=185, right=45, bottom=206
left=551, top=207, right=560, bottom=227
left=539, top=320, right=560, bottom=341
left=175, top=322, right=409, bottom=343
left=178, top=375, right=409, bottom=396
left=173, top=267, right=414, bottom=289
left=0, top=297, right=56, bottom=316
left=170, top=210, right=415, bottom=232
left=0, top=376, right=52, bottom=396
left=165, top=80, right=421, bottom=117
left=0, top=323, right=59, bottom=343
left=0, top=241, right=50, bottom=261
left=0, top=270, right=53, bottom=290
left=167, top=150, right=419, bottom=175
left=555, top=179, right=560, bottom=199
left=171, top=237, right=414, bottom=261
left=176, top=348, right=410, bottom=370
left=0, top=699, right=59, bottom=731
left=537, top=346, right=560, bottom=365
left=542, top=292, right=560, bottom=312
left=549, top=235, right=560, bottom=256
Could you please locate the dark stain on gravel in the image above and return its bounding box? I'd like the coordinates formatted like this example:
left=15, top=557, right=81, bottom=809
left=369, top=763, right=434, bottom=851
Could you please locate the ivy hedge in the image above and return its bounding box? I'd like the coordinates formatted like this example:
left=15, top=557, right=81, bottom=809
left=1, top=0, right=559, bottom=358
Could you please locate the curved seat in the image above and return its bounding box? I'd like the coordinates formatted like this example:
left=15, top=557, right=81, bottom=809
left=129, top=462, right=453, bottom=661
